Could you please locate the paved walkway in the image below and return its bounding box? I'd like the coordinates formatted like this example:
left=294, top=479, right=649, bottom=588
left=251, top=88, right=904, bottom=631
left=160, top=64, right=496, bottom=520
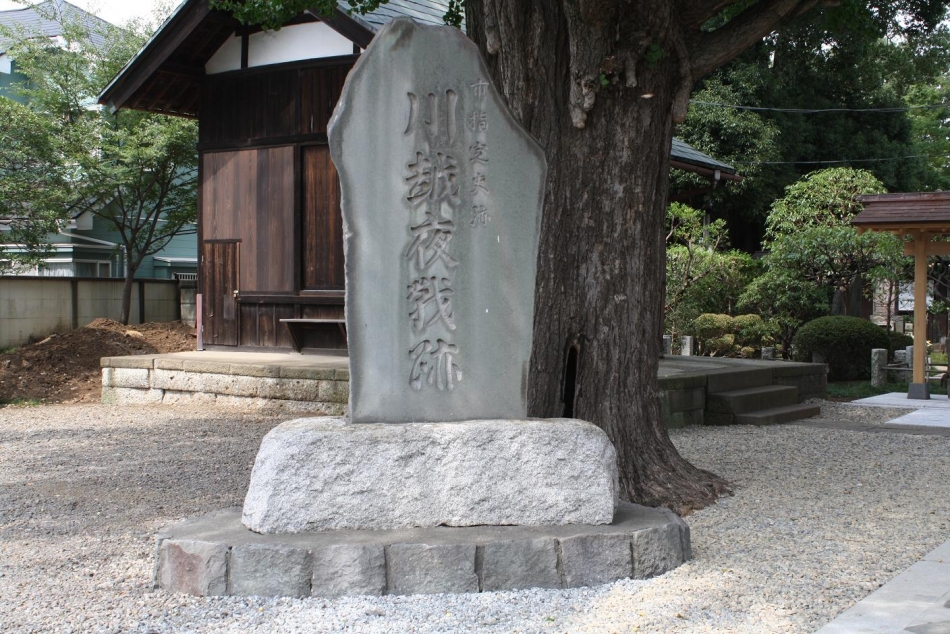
left=811, top=393, right=950, bottom=633
left=815, top=541, right=950, bottom=633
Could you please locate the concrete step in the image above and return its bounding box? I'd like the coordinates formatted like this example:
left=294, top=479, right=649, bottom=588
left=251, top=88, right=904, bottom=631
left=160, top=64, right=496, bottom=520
left=706, top=385, right=799, bottom=415
left=705, top=368, right=773, bottom=393
left=736, top=403, right=822, bottom=426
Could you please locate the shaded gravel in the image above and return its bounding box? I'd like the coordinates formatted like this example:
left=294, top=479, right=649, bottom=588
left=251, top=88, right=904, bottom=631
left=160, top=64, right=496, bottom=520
left=1, top=401, right=948, bottom=633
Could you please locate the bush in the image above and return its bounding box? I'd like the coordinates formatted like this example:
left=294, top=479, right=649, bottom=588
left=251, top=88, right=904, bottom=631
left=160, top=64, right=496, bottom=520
left=692, top=314, right=734, bottom=342
left=792, top=316, right=890, bottom=381
left=691, top=313, right=776, bottom=357
left=886, top=331, right=914, bottom=357
left=733, top=314, right=776, bottom=349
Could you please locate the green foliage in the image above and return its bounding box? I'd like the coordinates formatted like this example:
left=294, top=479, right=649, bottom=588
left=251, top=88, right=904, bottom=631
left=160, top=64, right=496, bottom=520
left=210, top=0, right=332, bottom=29
left=886, top=330, right=914, bottom=355
left=733, top=314, right=775, bottom=348
left=209, top=0, right=464, bottom=29
left=0, top=98, right=70, bottom=271
left=675, top=4, right=950, bottom=243
left=792, top=316, right=890, bottom=380
left=904, top=76, right=950, bottom=192
left=672, top=62, right=784, bottom=227
left=738, top=267, right=831, bottom=355
left=736, top=168, right=903, bottom=353
left=766, top=225, right=901, bottom=296
left=692, top=313, right=735, bottom=342
left=645, top=44, right=664, bottom=69
left=664, top=203, right=759, bottom=342
left=763, top=168, right=886, bottom=243
left=690, top=313, right=776, bottom=357
left=0, top=7, right=198, bottom=321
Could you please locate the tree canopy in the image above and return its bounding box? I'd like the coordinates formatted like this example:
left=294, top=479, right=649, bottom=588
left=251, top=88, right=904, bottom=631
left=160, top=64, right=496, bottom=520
left=0, top=6, right=198, bottom=323
left=198, top=0, right=950, bottom=512
left=674, top=0, right=950, bottom=249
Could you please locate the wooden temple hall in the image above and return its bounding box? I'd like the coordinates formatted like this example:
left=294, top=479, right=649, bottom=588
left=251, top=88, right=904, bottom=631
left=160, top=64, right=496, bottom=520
left=99, top=0, right=743, bottom=353
left=853, top=192, right=950, bottom=399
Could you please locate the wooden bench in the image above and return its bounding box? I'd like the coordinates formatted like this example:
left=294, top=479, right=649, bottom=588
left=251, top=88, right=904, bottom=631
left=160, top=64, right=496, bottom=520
left=279, top=318, right=346, bottom=352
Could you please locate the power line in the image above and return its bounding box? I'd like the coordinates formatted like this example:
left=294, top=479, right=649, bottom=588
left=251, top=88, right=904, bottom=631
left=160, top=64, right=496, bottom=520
left=733, top=154, right=950, bottom=165
left=689, top=100, right=950, bottom=114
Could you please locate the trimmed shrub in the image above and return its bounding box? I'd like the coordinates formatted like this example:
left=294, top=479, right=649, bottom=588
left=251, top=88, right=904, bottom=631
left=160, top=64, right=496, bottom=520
left=792, top=316, right=890, bottom=381
left=886, top=331, right=914, bottom=357
left=691, top=313, right=776, bottom=357
left=733, top=314, right=776, bottom=349
left=692, top=314, right=734, bottom=342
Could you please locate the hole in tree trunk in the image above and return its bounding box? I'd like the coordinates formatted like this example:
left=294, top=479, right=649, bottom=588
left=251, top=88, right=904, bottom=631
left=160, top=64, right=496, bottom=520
left=562, top=341, right=580, bottom=418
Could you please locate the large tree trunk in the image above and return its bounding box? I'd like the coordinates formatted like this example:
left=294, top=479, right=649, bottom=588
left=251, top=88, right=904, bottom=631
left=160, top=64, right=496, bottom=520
left=120, top=268, right=136, bottom=326
left=467, top=0, right=730, bottom=512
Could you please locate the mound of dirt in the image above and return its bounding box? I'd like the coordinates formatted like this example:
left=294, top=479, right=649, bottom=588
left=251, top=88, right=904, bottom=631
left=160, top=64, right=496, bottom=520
left=0, top=319, right=196, bottom=405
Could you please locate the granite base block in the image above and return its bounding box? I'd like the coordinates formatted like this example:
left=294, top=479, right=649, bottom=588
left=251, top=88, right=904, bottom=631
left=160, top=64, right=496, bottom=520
left=154, top=503, right=689, bottom=598
left=242, top=417, right=618, bottom=532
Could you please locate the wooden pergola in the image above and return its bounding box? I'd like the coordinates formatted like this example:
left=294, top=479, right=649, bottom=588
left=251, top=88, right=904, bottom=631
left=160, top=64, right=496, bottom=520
left=853, top=192, right=950, bottom=399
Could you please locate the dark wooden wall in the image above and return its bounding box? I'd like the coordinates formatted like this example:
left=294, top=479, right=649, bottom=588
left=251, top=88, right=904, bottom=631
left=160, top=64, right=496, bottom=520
left=302, top=145, right=344, bottom=290
left=199, top=61, right=352, bottom=149
left=198, top=59, right=353, bottom=351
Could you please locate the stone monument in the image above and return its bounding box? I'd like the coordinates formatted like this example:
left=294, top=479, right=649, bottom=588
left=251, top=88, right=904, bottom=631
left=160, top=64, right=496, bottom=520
left=242, top=16, right=615, bottom=533
left=153, top=18, right=689, bottom=599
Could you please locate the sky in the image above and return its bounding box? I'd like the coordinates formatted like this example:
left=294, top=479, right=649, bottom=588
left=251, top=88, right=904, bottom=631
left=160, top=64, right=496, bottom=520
left=0, top=0, right=170, bottom=26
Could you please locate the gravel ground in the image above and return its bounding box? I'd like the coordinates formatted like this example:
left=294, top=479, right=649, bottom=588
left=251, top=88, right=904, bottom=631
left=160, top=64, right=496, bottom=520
left=1, top=402, right=948, bottom=633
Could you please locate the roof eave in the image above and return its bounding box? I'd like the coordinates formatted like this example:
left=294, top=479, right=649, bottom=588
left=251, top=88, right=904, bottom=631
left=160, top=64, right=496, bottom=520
left=97, top=0, right=210, bottom=110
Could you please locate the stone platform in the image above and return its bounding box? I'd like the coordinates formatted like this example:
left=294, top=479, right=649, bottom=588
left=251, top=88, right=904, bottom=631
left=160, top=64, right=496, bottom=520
left=155, top=503, right=690, bottom=598
left=101, top=351, right=349, bottom=413
left=102, top=352, right=827, bottom=428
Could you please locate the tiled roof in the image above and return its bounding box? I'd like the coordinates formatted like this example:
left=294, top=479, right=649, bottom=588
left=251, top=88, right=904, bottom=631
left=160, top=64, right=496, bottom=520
left=0, top=0, right=111, bottom=55
left=352, top=0, right=455, bottom=30
left=670, top=138, right=738, bottom=175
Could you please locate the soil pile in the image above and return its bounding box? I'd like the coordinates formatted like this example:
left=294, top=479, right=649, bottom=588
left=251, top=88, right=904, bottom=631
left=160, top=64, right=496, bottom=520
left=0, top=319, right=195, bottom=404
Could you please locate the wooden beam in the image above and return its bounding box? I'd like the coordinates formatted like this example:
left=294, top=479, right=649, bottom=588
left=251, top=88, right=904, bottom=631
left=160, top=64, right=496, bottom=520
left=101, top=0, right=212, bottom=111
left=903, top=241, right=950, bottom=257
left=913, top=233, right=931, bottom=386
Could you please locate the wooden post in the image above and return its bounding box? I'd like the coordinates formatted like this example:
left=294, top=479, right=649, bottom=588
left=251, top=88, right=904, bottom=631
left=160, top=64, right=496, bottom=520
left=910, top=232, right=931, bottom=399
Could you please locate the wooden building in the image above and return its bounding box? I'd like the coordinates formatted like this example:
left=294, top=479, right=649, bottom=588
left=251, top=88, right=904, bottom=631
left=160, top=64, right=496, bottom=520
left=100, top=0, right=741, bottom=352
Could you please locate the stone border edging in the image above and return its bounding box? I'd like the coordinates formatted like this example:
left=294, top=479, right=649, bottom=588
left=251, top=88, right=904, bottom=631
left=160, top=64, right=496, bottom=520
left=155, top=503, right=690, bottom=598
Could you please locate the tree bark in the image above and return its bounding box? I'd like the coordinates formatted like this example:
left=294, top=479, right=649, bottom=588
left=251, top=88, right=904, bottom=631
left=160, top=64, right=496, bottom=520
left=466, top=0, right=732, bottom=512
left=120, top=266, right=137, bottom=326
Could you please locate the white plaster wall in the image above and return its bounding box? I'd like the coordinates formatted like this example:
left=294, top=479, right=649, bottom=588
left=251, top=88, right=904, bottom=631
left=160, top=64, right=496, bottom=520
left=0, top=54, right=12, bottom=75
left=205, top=34, right=242, bottom=74
left=205, top=22, right=355, bottom=75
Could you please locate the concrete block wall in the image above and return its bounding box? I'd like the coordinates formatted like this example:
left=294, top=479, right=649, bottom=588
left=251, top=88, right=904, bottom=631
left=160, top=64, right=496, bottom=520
left=1, top=277, right=180, bottom=348
left=0, top=278, right=72, bottom=348
left=658, top=374, right=706, bottom=428
left=101, top=355, right=350, bottom=414
left=658, top=360, right=827, bottom=429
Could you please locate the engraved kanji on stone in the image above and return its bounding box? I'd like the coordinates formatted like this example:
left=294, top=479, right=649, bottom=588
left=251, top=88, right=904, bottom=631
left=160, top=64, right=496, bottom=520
left=470, top=79, right=489, bottom=98
left=470, top=205, right=490, bottom=228
left=407, top=276, right=456, bottom=332
left=469, top=141, right=488, bottom=164
left=405, top=90, right=458, bottom=144
left=406, top=212, right=459, bottom=270
left=409, top=339, right=462, bottom=391
left=406, top=151, right=460, bottom=206
left=471, top=172, right=489, bottom=195
left=467, top=110, right=488, bottom=132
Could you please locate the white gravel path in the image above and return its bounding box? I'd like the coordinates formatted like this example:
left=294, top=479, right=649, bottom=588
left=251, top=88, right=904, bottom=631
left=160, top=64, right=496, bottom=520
left=1, top=402, right=948, bottom=633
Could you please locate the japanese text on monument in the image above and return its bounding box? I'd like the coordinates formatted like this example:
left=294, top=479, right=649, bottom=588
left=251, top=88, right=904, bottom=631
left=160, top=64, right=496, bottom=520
left=404, top=80, right=492, bottom=391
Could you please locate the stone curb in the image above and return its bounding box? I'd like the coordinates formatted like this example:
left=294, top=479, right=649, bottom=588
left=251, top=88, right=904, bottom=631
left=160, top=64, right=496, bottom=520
left=101, top=386, right=346, bottom=414
left=154, top=503, right=689, bottom=598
